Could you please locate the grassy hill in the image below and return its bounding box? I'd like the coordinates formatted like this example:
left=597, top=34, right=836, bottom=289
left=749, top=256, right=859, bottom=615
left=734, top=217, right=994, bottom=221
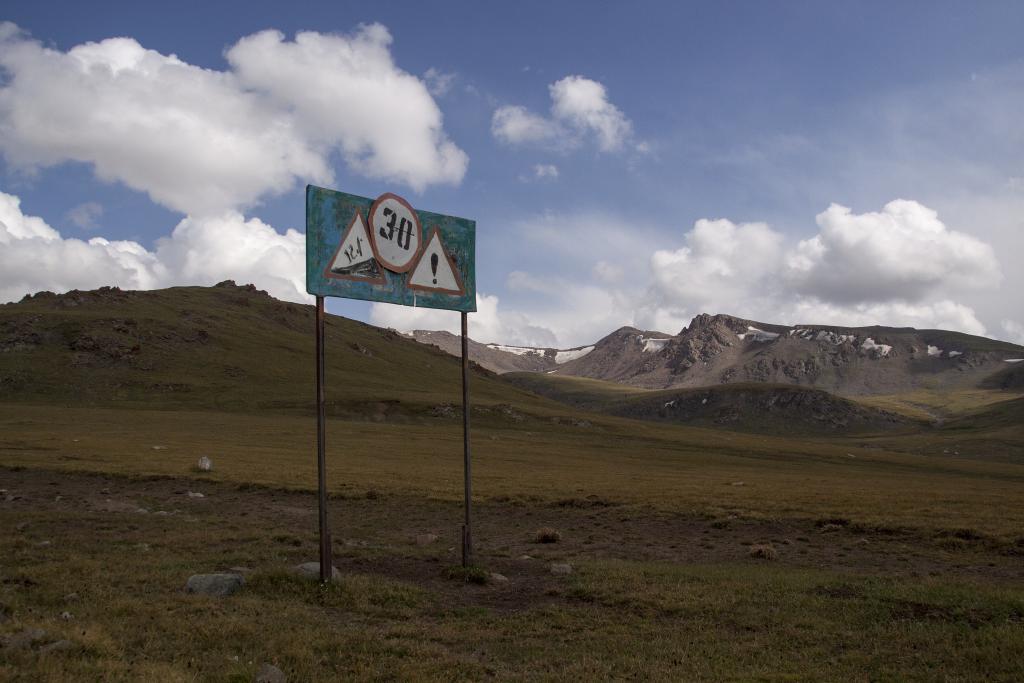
left=505, top=372, right=918, bottom=434
left=0, top=282, right=570, bottom=422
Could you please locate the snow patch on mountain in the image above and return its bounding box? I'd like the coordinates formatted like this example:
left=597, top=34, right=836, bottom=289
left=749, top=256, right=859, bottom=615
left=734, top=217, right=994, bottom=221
left=861, top=338, right=892, bottom=357
left=555, top=346, right=594, bottom=364
left=927, top=345, right=942, bottom=357
left=790, top=328, right=855, bottom=344
left=640, top=337, right=669, bottom=353
left=486, top=344, right=543, bottom=357
left=737, top=327, right=779, bottom=342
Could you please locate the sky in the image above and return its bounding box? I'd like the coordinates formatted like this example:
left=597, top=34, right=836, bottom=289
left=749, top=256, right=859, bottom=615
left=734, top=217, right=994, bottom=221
left=1, top=1, right=1022, bottom=348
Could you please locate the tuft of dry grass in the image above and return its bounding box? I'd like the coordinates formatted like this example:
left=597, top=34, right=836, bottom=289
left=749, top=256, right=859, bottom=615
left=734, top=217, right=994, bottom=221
left=534, top=527, right=562, bottom=544
left=749, top=544, right=778, bottom=561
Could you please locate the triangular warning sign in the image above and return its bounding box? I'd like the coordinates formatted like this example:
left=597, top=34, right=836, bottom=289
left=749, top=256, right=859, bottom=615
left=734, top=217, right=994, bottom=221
left=407, top=227, right=465, bottom=295
left=323, top=210, right=386, bottom=284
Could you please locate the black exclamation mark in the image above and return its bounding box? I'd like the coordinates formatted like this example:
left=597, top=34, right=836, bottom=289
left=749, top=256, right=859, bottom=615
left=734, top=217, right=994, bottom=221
left=430, top=253, right=439, bottom=284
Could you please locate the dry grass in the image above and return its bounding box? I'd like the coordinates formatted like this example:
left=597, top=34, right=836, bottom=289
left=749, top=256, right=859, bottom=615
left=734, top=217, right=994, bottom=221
left=533, top=527, right=562, bottom=543
left=2, top=402, right=1024, bottom=537
left=2, top=469, right=1023, bottom=681
left=748, top=544, right=778, bottom=560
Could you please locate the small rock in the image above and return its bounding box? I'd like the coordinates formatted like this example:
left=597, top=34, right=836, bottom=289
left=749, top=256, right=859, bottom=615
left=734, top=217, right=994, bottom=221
left=197, top=456, right=213, bottom=472
left=489, top=573, right=509, bottom=583
left=2, top=628, right=47, bottom=651
left=517, top=555, right=533, bottom=561
left=36, top=540, right=52, bottom=547
left=154, top=510, right=170, bottom=516
left=15, top=522, right=28, bottom=532
left=151, top=445, right=167, bottom=450
left=39, top=639, right=73, bottom=655
left=185, top=573, right=245, bottom=597
left=254, top=663, right=287, bottom=683
left=415, top=533, right=439, bottom=546
left=730, top=481, right=745, bottom=487
left=135, top=507, right=150, bottom=514
left=186, top=491, right=205, bottom=499
left=60, top=611, right=73, bottom=620
left=549, top=563, right=573, bottom=576
left=292, top=562, right=342, bottom=582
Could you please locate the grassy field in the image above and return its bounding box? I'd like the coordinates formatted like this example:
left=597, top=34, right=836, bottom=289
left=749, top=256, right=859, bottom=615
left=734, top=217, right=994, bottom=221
left=3, top=286, right=1024, bottom=680
left=2, top=467, right=1022, bottom=681
left=3, top=403, right=1024, bottom=536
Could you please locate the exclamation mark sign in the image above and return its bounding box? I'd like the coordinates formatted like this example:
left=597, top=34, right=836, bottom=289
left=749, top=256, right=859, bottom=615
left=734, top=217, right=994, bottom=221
left=430, top=253, right=439, bottom=284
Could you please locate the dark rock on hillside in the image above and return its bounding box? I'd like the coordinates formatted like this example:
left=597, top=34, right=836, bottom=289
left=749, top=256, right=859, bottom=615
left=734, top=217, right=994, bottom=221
left=607, top=384, right=912, bottom=434
left=980, top=362, right=1024, bottom=390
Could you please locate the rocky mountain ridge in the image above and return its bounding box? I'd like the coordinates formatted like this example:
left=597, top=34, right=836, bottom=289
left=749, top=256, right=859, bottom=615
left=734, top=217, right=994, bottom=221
left=416, top=313, right=1024, bottom=396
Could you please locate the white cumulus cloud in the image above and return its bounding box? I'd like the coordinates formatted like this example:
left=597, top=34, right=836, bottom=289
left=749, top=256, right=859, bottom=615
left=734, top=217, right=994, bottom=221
left=492, top=75, right=636, bottom=152
left=549, top=76, right=633, bottom=152
left=226, top=27, right=467, bottom=194
left=0, top=22, right=466, bottom=216
left=0, top=191, right=163, bottom=302
left=0, top=190, right=309, bottom=304
left=369, top=293, right=559, bottom=348
left=1001, top=319, right=1024, bottom=345
left=492, top=105, right=561, bottom=146
left=787, top=200, right=1001, bottom=303
left=454, top=199, right=1006, bottom=347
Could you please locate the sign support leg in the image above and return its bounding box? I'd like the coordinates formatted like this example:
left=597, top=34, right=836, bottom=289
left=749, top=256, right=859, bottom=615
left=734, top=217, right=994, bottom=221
left=315, top=295, right=332, bottom=582
left=460, top=311, right=473, bottom=567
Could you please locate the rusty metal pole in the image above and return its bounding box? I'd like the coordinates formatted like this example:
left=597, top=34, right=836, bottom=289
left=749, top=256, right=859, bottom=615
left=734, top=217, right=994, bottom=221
left=315, top=296, right=331, bottom=582
left=460, top=311, right=473, bottom=567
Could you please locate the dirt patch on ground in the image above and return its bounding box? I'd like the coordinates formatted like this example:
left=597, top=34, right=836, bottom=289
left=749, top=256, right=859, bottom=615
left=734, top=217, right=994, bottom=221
left=2, top=466, right=1021, bottom=613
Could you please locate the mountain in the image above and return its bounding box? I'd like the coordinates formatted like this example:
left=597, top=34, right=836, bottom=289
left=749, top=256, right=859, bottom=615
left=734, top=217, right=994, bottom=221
left=415, top=313, right=1024, bottom=396
left=410, top=330, right=599, bottom=375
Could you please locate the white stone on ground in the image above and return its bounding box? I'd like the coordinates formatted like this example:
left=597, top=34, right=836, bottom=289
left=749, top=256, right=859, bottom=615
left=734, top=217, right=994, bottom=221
left=549, top=563, right=573, bottom=575
left=415, top=533, right=439, bottom=546
left=185, top=573, right=245, bottom=597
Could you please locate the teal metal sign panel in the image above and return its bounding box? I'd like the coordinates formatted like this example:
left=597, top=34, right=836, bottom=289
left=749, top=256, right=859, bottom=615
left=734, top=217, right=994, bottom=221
left=305, top=185, right=476, bottom=312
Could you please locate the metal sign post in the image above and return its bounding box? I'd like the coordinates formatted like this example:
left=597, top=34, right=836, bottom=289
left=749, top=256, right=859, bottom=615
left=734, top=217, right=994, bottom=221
left=460, top=311, right=473, bottom=567
left=306, top=185, right=477, bottom=580
left=315, top=295, right=330, bottom=582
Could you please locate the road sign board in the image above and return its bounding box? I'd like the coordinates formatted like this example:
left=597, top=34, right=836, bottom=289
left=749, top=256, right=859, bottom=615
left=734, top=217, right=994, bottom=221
left=306, top=185, right=476, bottom=312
